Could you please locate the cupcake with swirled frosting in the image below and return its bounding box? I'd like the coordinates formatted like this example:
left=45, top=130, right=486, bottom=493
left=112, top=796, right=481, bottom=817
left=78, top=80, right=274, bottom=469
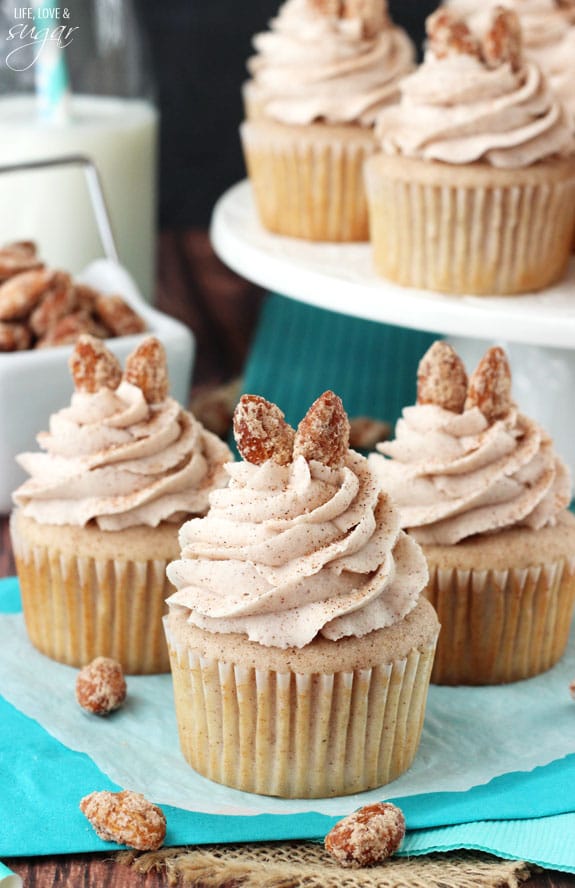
left=364, top=6, right=575, bottom=294
left=240, top=0, right=415, bottom=241
left=369, top=341, right=575, bottom=685
left=164, top=391, right=439, bottom=798
left=10, top=335, right=232, bottom=673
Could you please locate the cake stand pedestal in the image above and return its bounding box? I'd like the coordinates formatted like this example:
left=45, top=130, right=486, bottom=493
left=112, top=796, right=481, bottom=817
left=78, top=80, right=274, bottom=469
left=211, top=180, right=575, bottom=479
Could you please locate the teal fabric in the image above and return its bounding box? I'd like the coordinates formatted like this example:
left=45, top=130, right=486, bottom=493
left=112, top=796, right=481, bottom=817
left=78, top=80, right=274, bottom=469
left=2, top=579, right=575, bottom=869
left=241, top=294, right=438, bottom=431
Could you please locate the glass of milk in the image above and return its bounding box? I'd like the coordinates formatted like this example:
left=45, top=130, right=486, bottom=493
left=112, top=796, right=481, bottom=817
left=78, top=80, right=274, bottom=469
left=0, top=0, right=158, bottom=301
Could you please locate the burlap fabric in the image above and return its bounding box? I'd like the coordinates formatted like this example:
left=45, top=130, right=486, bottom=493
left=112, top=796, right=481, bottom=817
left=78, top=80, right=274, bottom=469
left=119, top=842, right=535, bottom=887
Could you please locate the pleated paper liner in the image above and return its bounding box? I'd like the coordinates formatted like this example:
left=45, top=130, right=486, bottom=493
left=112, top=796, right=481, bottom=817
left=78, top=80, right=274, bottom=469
left=164, top=598, right=439, bottom=799
left=240, top=119, right=377, bottom=242
left=10, top=511, right=180, bottom=674
left=364, top=153, right=575, bottom=295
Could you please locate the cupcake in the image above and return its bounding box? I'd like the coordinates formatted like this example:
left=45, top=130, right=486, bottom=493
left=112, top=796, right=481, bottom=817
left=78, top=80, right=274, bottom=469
left=445, top=0, right=575, bottom=126
left=10, top=335, right=232, bottom=674
left=165, top=391, right=439, bottom=798
left=364, top=7, right=575, bottom=295
left=369, top=341, right=575, bottom=685
left=240, top=0, right=415, bottom=241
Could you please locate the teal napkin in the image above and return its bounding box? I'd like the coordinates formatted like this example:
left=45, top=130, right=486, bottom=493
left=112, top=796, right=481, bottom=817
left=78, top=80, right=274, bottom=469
left=1, top=576, right=575, bottom=871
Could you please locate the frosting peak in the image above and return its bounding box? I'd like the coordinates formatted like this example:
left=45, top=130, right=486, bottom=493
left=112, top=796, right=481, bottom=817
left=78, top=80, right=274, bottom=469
left=13, top=336, right=232, bottom=529
left=245, top=0, right=415, bottom=126
left=376, top=7, right=574, bottom=167
left=369, top=343, right=571, bottom=545
left=167, top=392, right=428, bottom=648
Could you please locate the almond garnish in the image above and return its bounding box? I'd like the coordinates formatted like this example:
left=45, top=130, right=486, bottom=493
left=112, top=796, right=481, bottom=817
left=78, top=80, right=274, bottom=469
left=293, top=390, right=350, bottom=468
left=124, top=336, right=169, bottom=403
left=309, top=0, right=387, bottom=37
left=426, top=8, right=482, bottom=60
left=325, top=802, right=406, bottom=868
left=80, top=790, right=166, bottom=851
left=0, top=268, right=54, bottom=322
left=233, top=394, right=295, bottom=465
left=69, top=334, right=122, bottom=393
left=483, top=7, right=522, bottom=71
left=76, top=657, right=127, bottom=716
left=465, top=345, right=513, bottom=422
left=417, top=341, right=468, bottom=413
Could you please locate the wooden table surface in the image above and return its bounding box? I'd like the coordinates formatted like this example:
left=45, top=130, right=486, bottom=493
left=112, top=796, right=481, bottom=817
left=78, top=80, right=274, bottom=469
left=2, top=230, right=575, bottom=887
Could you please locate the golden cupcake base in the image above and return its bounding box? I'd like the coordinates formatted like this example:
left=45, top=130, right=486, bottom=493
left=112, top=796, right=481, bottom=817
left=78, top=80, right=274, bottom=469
left=240, top=119, right=377, bottom=242
left=10, top=511, right=181, bottom=674
left=421, top=514, right=575, bottom=685
left=365, top=153, right=575, bottom=295
left=164, top=598, right=439, bottom=798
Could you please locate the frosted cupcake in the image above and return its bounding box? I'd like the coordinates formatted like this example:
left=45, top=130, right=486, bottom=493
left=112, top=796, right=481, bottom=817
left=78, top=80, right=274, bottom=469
left=369, top=341, right=575, bottom=685
left=364, top=7, right=575, bottom=294
left=11, top=335, right=232, bottom=673
left=240, top=0, right=414, bottom=241
left=445, top=0, right=575, bottom=126
left=165, top=391, right=439, bottom=798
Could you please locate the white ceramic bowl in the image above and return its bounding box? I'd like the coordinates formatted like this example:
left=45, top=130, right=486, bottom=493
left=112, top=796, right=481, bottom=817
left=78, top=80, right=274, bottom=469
left=0, top=259, right=195, bottom=514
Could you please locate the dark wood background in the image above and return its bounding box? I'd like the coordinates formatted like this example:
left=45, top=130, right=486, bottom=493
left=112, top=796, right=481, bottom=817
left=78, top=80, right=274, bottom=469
left=2, top=231, right=575, bottom=887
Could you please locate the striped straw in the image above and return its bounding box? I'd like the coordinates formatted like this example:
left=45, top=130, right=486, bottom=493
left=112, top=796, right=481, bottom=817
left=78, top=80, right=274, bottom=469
left=33, top=0, right=71, bottom=124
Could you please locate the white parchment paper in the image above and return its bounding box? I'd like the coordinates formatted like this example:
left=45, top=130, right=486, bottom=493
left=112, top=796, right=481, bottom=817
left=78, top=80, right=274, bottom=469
left=1, top=612, right=574, bottom=817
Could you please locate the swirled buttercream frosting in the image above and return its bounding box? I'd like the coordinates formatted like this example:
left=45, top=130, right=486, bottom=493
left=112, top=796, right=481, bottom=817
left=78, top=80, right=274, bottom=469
left=369, top=344, right=571, bottom=546
left=445, top=0, right=575, bottom=122
left=245, top=0, right=415, bottom=125
left=167, top=392, right=429, bottom=649
left=376, top=7, right=574, bottom=166
left=12, top=337, right=232, bottom=530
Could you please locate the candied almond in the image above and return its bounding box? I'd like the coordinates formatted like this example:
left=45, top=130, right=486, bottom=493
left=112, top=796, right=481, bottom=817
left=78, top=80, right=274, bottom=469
left=309, top=0, right=386, bottom=35
left=349, top=416, right=391, bottom=451
left=29, top=272, right=75, bottom=337
left=233, top=394, right=295, bottom=465
left=482, top=7, right=522, bottom=71
left=426, top=8, right=482, bottom=60
left=76, top=657, right=127, bottom=715
left=325, top=802, right=406, bottom=868
left=465, top=346, right=513, bottom=422
left=417, top=341, right=468, bottom=413
left=0, top=268, right=54, bottom=321
left=80, top=790, right=166, bottom=851
left=36, top=311, right=108, bottom=348
left=0, top=320, right=32, bottom=351
left=69, top=334, right=122, bottom=393
left=293, top=390, right=350, bottom=468
left=124, top=336, right=169, bottom=403
left=0, top=240, right=42, bottom=280
left=94, top=293, right=147, bottom=337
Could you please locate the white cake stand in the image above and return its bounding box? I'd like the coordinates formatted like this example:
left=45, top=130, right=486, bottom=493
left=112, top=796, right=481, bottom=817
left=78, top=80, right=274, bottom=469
left=210, top=179, right=575, bottom=478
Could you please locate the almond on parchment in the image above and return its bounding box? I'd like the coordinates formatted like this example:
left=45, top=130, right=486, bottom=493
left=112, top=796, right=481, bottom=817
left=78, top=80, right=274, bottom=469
left=233, top=394, right=295, bottom=465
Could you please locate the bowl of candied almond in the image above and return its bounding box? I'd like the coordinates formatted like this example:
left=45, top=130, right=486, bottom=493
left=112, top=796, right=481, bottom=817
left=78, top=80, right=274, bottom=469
left=0, top=240, right=195, bottom=513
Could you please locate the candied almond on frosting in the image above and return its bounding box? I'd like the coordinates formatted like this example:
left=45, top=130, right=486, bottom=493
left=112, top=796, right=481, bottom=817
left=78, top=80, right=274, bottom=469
left=426, top=8, right=482, bottom=60
left=233, top=394, right=295, bottom=466
left=417, top=340, right=468, bottom=413
left=69, top=334, right=122, bottom=393
left=309, top=0, right=387, bottom=36
left=465, top=346, right=513, bottom=422
left=325, top=802, right=406, bottom=868
left=293, top=390, right=350, bottom=468
left=482, top=7, right=523, bottom=72
left=124, top=336, right=169, bottom=404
